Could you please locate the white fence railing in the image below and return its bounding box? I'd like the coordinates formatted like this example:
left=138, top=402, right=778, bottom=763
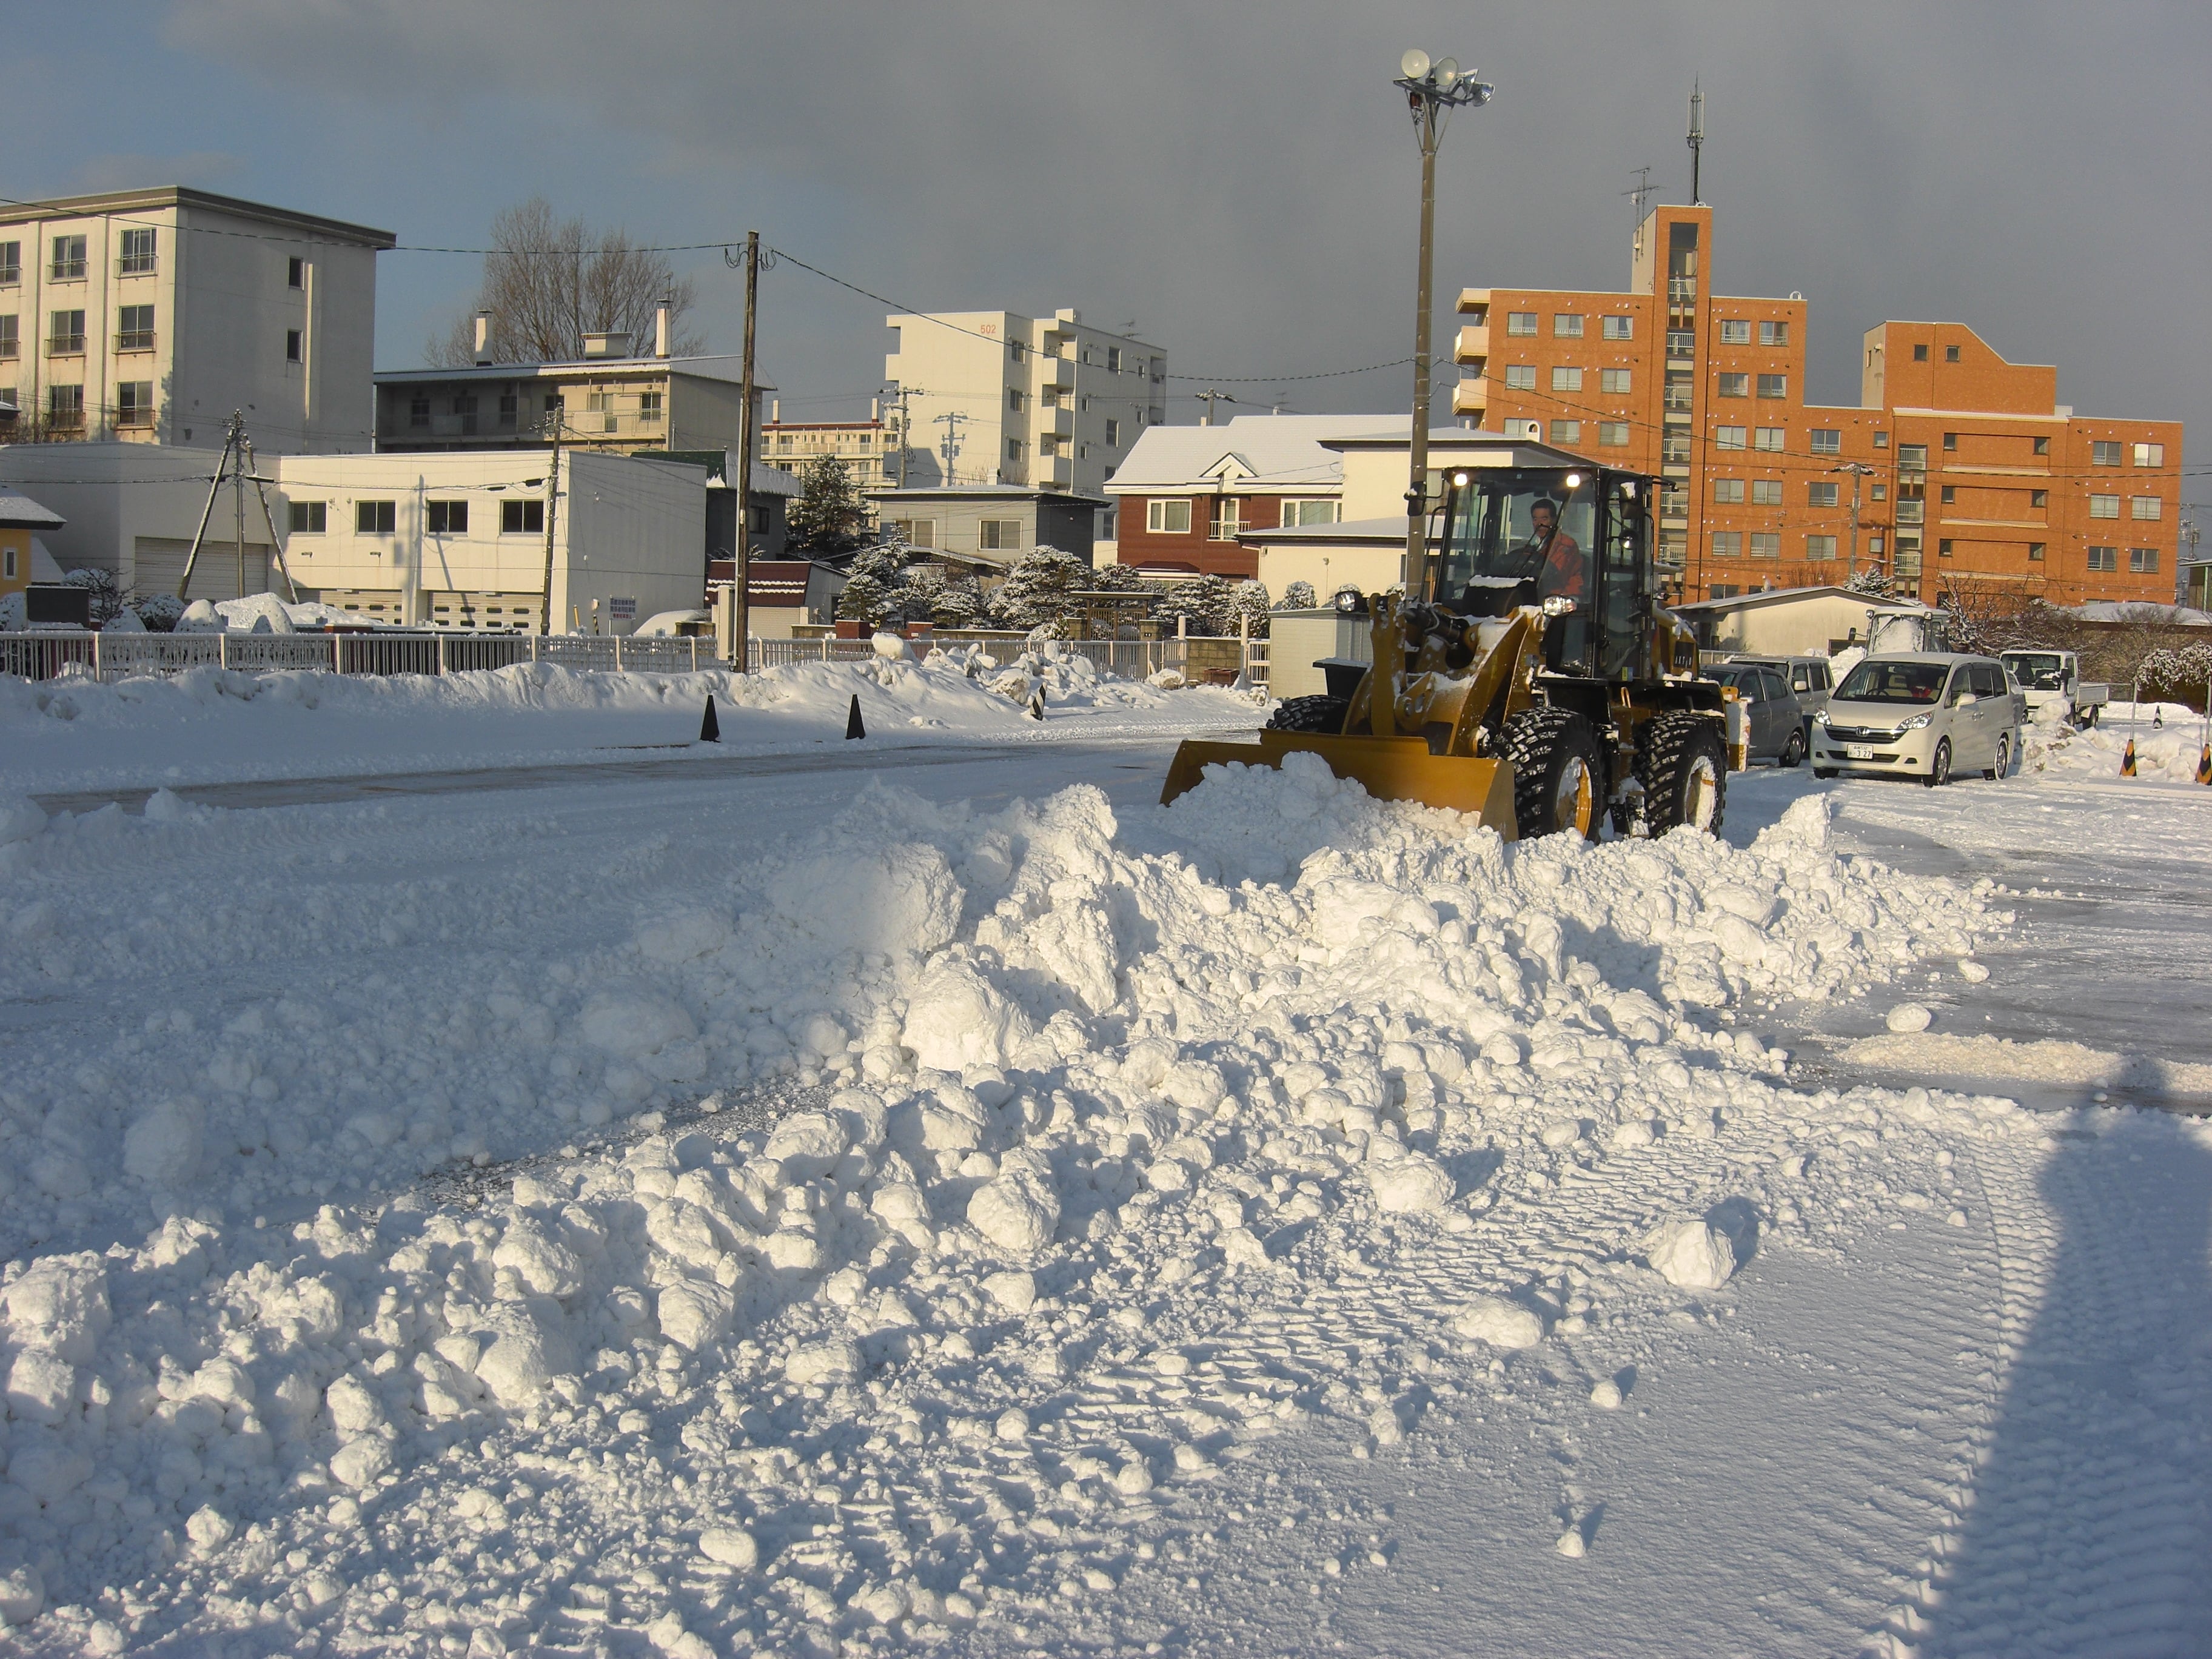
left=3, top=627, right=1272, bottom=689
left=0, top=630, right=712, bottom=684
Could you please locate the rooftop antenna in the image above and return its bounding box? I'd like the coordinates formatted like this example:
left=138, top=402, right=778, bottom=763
left=1687, top=82, right=1704, bottom=205
left=1624, top=165, right=1654, bottom=219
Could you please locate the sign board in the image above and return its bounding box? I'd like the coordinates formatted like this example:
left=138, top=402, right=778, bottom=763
left=608, top=596, right=637, bottom=621
left=25, top=585, right=92, bottom=628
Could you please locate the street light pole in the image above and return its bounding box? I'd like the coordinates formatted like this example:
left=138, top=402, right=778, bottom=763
left=1393, top=49, right=1493, bottom=600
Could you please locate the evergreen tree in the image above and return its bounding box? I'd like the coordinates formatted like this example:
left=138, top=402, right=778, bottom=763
left=835, top=571, right=891, bottom=626
left=1274, top=580, right=1318, bottom=611
left=1230, top=579, right=1273, bottom=638
left=788, top=455, right=870, bottom=556
left=1158, top=573, right=1236, bottom=635
left=988, top=549, right=1086, bottom=631
left=1845, top=564, right=1894, bottom=599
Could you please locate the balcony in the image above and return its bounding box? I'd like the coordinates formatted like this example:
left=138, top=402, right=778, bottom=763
left=1660, top=435, right=1692, bottom=466
left=49, top=260, right=85, bottom=281
left=1665, top=330, right=1695, bottom=361
left=116, top=329, right=156, bottom=353
left=1895, top=500, right=1925, bottom=525
left=1456, top=286, right=1491, bottom=316
left=1454, top=323, right=1489, bottom=364
left=118, top=254, right=158, bottom=278
left=44, top=404, right=85, bottom=431
left=1452, top=379, right=1487, bottom=418
left=115, top=403, right=154, bottom=429
left=47, top=332, right=85, bottom=357
left=1663, top=387, right=1694, bottom=414
left=1041, top=355, right=1075, bottom=390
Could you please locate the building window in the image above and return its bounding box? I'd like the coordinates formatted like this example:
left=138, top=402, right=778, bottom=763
left=1553, top=313, right=1584, bottom=338
left=409, top=394, right=431, bottom=429
left=1874, top=430, right=1890, bottom=449
left=47, top=309, right=85, bottom=354
left=1506, top=312, right=1538, bottom=337
left=1503, top=364, right=1537, bottom=390
left=1006, top=387, right=1025, bottom=412
left=1039, top=434, right=1061, bottom=458
left=1107, top=346, right=1123, bottom=372
left=1941, top=485, right=1957, bottom=504
left=500, top=498, right=545, bottom=534
left=1945, top=344, right=1961, bottom=363
left=638, top=391, right=662, bottom=423
left=1546, top=366, right=1580, bottom=392
left=1708, top=584, right=1742, bottom=600
left=1751, top=480, right=1783, bottom=506
left=1601, top=315, right=1634, bottom=340
left=1716, top=372, right=1748, bottom=398
left=288, top=501, right=327, bottom=533
left=775, top=434, right=793, bottom=452
left=1600, top=367, right=1632, bottom=394
left=1207, top=498, right=1241, bottom=540
left=1801, top=429, right=1838, bottom=455
left=1754, top=427, right=1786, bottom=452
left=586, top=389, right=616, bottom=433
left=1005, top=437, right=1025, bottom=463
left=498, top=392, right=517, bottom=428
left=2091, top=440, right=2121, bottom=466
left=1806, top=535, right=1837, bottom=560
left=1711, top=478, right=1744, bottom=504
left=2088, top=494, right=2120, bottom=519
left=1104, top=418, right=1121, bottom=446
left=1718, top=319, right=1750, bottom=345
left=1279, top=499, right=1340, bottom=527
left=2133, top=442, right=2163, bottom=468
left=891, top=518, right=936, bottom=548
left=1758, top=320, right=1789, bottom=346
left=119, top=227, right=156, bottom=276
left=1547, top=419, right=1581, bottom=446
left=1715, top=426, right=1746, bottom=450
left=1912, top=343, right=1929, bottom=362
left=2131, top=495, right=2162, bottom=521
left=2032, top=435, right=2048, bottom=456
left=1942, top=431, right=1958, bottom=451
left=0, top=242, right=17, bottom=284
left=1661, top=433, right=1692, bottom=464
left=1147, top=498, right=1192, bottom=534
left=1939, top=538, right=1955, bottom=558
left=2130, top=547, right=2159, bottom=574
left=288, top=256, right=306, bottom=289
left=116, top=304, right=155, bottom=352
left=1897, top=443, right=1927, bottom=470
left=1711, top=531, right=1742, bottom=558
left=1808, top=481, right=1839, bottom=507
left=356, top=500, right=397, bottom=534
left=980, top=518, right=1025, bottom=551
left=2086, top=546, right=2117, bottom=572
left=424, top=501, right=468, bottom=535
left=0, top=316, right=16, bottom=360
left=286, top=329, right=303, bottom=363
left=115, top=381, right=154, bottom=427
left=1872, top=484, right=1887, bottom=501
left=49, top=235, right=85, bottom=280
left=45, top=386, right=84, bottom=427
left=1756, top=374, right=1787, bottom=399
left=1869, top=535, right=1885, bottom=556
left=2027, top=542, right=2044, bottom=562
left=1597, top=421, right=1629, bottom=447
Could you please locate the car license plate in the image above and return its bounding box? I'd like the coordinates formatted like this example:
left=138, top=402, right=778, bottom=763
left=1846, top=744, right=1874, bottom=760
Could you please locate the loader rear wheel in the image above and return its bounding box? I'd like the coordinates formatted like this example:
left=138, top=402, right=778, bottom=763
left=1641, top=712, right=1728, bottom=836
left=1266, top=694, right=1349, bottom=736
left=1501, top=707, right=1603, bottom=840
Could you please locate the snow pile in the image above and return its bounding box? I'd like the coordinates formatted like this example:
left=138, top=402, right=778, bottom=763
left=0, top=749, right=2014, bottom=1652
left=2019, top=701, right=2209, bottom=782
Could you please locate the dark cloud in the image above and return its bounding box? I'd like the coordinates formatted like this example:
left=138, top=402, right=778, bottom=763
left=19, top=2, right=2211, bottom=464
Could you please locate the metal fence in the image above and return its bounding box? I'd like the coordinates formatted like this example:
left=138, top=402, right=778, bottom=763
left=2, top=625, right=1270, bottom=689
left=0, top=629, right=712, bottom=684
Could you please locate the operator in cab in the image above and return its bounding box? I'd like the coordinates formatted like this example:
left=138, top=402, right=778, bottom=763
left=1512, top=497, right=1586, bottom=603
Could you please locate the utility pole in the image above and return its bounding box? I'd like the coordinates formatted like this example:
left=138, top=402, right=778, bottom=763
left=1687, top=82, right=1704, bottom=206
left=537, top=414, right=563, bottom=635
left=732, top=231, right=762, bottom=671
left=1831, top=461, right=1877, bottom=581
left=1195, top=389, right=1233, bottom=427
left=887, top=383, right=922, bottom=489
left=233, top=420, right=249, bottom=598
left=177, top=410, right=246, bottom=602
left=1393, top=49, right=1493, bottom=598
left=934, top=409, right=968, bottom=486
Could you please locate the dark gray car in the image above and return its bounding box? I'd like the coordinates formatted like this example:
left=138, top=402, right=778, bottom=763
left=1705, top=662, right=1807, bottom=766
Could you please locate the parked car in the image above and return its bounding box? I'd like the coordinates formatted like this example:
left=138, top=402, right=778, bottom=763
left=1812, top=653, right=2022, bottom=785
left=1726, top=654, right=1834, bottom=726
left=1999, top=649, right=2108, bottom=728
left=1705, top=662, right=1808, bottom=766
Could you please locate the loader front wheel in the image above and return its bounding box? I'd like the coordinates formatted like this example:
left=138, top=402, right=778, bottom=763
left=1266, top=694, right=1350, bottom=736
left=1502, top=708, right=1603, bottom=840
left=1640, top=712, right=1728, bottom=836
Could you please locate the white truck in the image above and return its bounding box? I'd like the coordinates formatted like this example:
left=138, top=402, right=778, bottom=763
left=2000, top=649, right=2109, bottom=727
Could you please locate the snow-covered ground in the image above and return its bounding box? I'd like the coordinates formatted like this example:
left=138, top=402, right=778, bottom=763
left=0, top=650, right=1256, bottom=799
left=1, top=680, right=2208, bottom=1657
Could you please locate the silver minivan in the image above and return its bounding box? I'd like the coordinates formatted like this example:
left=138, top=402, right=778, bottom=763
left=1812, top=653, right=2021, bottom=785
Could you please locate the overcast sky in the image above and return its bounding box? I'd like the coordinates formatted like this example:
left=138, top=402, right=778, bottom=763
left=13, top=1, right=2208, bottom=494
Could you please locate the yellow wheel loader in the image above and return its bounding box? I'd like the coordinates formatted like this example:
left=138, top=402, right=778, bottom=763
left=1162, top=459, right=1729, bottom=840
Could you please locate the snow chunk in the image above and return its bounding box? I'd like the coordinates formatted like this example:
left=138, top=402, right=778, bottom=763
left=1886, top=1002, right=1934, bottom=1034
left=2, top=1255, right=111, bottom=1362
left=1453, top=1296, right=1546, bottom=1349
left=1644, top=1218, right=1742, bottom=1289
left=968, top=1160, right=1062, bottom=1253
left=657, top=1281, right=734, bottom=1352
left=579, top=988, right=697, bottom=1059
left=903, top=957, right=1031, bottom=1071
left=699, top=1526, right=759, bottom=1569
left=0, top=796, right=47, bottom=845
left=785, top=1338, right=863, bottom=1386
left=1366, top=1152, right=1454, bottom=1214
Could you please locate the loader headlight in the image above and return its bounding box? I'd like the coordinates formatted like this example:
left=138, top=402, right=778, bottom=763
left=1540, top=595, right=1577, bottom=618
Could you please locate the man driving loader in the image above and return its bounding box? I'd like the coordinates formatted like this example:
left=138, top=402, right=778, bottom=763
left=1472, top=495, right=1589, bottom=668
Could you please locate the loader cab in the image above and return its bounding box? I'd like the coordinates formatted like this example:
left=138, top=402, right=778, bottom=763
left=1433, top=464, right=1655, bottom=682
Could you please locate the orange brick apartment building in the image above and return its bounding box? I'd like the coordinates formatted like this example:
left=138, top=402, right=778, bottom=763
left=1454, top=204, right=2183, bottom=606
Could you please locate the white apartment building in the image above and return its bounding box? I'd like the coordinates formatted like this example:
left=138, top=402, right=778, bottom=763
left=882, top=309, right=1164, bottom=510
left=0, top=187, right=392, bottom=453
left=0, top=442, right=708, bottom=631
left=760, top=401, right=898, bottom=483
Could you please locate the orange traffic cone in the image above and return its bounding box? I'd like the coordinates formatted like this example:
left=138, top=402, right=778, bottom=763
left=2121, top=738, right=2137, bottom=777
left=2196, top=744, right=2210, bottom=785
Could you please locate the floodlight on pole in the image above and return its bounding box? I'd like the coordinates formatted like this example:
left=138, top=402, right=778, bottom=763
left=1392, top=49, right=1495, bottom=601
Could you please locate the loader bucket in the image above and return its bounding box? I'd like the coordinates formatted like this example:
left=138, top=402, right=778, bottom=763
left=1160, top=729, right=1520, bottom=837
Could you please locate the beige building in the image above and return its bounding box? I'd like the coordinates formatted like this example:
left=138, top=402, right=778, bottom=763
left=760, top=402, right=899, bottom=483
left=883, top=308, right=1164, bottom=509
left=0, top=441, right=708, bottom=629
left=0, top=186, right=392, bottom=452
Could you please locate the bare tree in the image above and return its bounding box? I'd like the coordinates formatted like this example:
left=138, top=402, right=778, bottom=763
left=427, top=197, right=705, bottom=366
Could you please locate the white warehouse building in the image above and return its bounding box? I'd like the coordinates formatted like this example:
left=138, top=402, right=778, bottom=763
left=0, top=443, right=708, bottom=632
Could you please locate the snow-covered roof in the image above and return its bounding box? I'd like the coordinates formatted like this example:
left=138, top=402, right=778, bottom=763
left=1670, top=584, right=1937, bottom=617
left=1240, top=515, right=1409, bottom=546
left=2066, top=601, right=2212, bottom=626
left=0, top=483, right=65, bottom=529
left=1104, top=415, right=1403, bottom=496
